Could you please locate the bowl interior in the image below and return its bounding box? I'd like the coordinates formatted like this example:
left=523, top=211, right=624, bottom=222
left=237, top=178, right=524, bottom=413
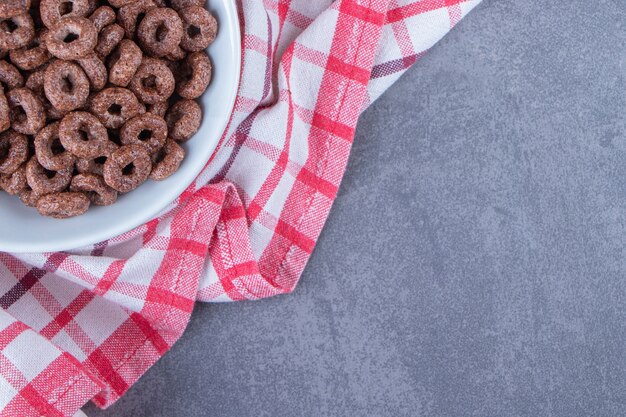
left=0, top=0, right=241, bottom=253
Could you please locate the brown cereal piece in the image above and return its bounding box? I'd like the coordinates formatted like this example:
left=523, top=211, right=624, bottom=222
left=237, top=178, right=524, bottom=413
left=120, top=112, right=167, bottom=153
left=137, top=7, right=183, bottom=58
left=129, top=57, right=174, bottom=104
left=36, top=191, right=90, bottom=218
left=118, top=0, right=157, bottom=39
left=9, top=30, right=50, bottom=71
left=0, top=60, right=24, bottom=89
left=108, top=39, right=142, bottom=87
left=19, top=186, right=43, bottom=206
left=0, top=163, right=27, bottom=195
left=0, top=86, right=9, bottom=132
left=76, top=53, right=107, bottom=91
left=89, top=6, right=115, bottom=32
left=0, top=12, right=34, bottom=50
left=176, top=51, right=211, bottom=99
left=150, top=138, right=184, bottom=181
left=40, top=0, right=91, bottom=28
left=46, top=16, right=97, bottom=60
left=34, top=121, right=76, bottom=170
left=0, top=0, right=31, bottom=19
left=170, top=0, right=204, bottom=11
left=44, top=60, right=90, bottom=112
left=7, top=88, right=45, bottom=135
left=179, top=6, right=217, bottom=52
left=76, top=154, right=110, bottom=176
left=90, top=87, right=143, bottom=129
left=108, top=0, right=138, bottom=8
left=165, top=44, right=186, bottom=61
left=95, top=23, right=123, bottom=60
left=0, top=130, right=28, bottom=174
left=147, top=100, right=168, bottom=117
left=103, top=144, right=151, bottom=193
left=70, top=173, right=117, bottom=205
left=25, top=68, right=67, bottom=121
left=59, top=111, right=110, bottom=158
left=165, top=99, right=201, bottom=142
left=25, top=156, right=72, bottom=193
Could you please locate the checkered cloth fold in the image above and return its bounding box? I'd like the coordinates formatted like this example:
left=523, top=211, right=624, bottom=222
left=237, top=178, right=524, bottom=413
left=0, top=0, right=480, bottom=415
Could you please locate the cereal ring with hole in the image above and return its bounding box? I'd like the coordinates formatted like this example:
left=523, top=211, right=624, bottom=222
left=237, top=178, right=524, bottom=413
left=0, top=60, right=24, bottom=89
left=95, top=23, right=123, bottom=60
left=7, top=88, right=45, bottom=135
left=120, top=112, right=167, bottom=153
left=147, top=100, right=168, bottom=117
left=70, top=173, right=117, bottom=205
left=170, top=0, right=203, bottom=11
left=9, top=30, right=50, bottom=71
left=34, top=121, right=76, bottom=170
left=118, top=0, right=157, bottom=39
left=137, top=7, right=183, bottom=58
left=0, top=0, right=31, bottom=19
left=129, top=57, right=174, bottom=104
left=59, top=111, right=110, bottom=158
left=176, top=51, right=211, bottom=99
left=0, top=163, right=27, bottom=195
left=46, top=16, right=97, bottom=60
left=40, top=0, right=91, bottom=29
left=75, top=147, right=115, bottom=176
left=179, top=6, right=217, bottom=52
left=0, top=86, right=9, bottom=132
left=150, top=138, right=184, bottom=181
left=44, top=60, right=90, bottom=112
left=25, top=156, right=72, bottom=194
left=89, top=5, right=115, bottom=32
left=108, top=39, right=142, bottom=87
left=103, top=144, right=151, bottom=193
left=25, top=67, right=67, bottom=121
left=76, top=52, right=107, bottom=91
left=90, top=87, right=143, bottom=129
left=0, top=130, right=28, bottom=174
left=165, top=99, right=201, bottom=142
left=0, top=13, right=34, bottom=50
left=36, top=191, right=90, bottom=218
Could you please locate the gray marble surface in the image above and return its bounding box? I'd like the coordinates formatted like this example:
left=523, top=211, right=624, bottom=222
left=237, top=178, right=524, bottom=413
left=87, top=1, right=626, bottom=416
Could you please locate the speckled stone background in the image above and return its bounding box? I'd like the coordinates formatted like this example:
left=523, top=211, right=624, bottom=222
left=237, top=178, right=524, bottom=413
left=87, top=1, right=626, bottom=416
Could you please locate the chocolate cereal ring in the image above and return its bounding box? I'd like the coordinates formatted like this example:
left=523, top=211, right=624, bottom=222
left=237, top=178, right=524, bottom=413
left=34, top=121, right=76, bottom=170
left=0, top=0, right=31, bottom=19
left=44, top=60, right=90, bottom=112
left=147, top=100, right=168, bottom=117
left=165, top=99, right=201, bottom=142
left=89, top=6, right=115, bottom=32
left=70, top=173, right=117, bottom=205
left=108, top=39, right=142, bottom=87
left=170, top=0, right=204, bottom=11
left=40, top=0, right=91, bottom=28
left=118, top=0, right=157, bottom=39
left=25, top=67, right=67, bottom=121
left=90, top=87, right=142, bottom=129
left=95, top=22, right=123, bottom=59
left=165, top=44, right=186, bottom=61
left=7, top=88, right=45, bottom=135
left=137, top=7, right=183, bottom=58
left=0, top=60, right=24, bottom=89
left=176, top=51, right=211, bottom=99
left=46, top=16, right=97, bottom=60
left=59, top=111, right=110, bottom=158
left=103, top=144, right=151, bottom=193
left=0, top=130, right=28, bottom=174
left=150, top=138, right=184, bottom=181
left=9, top=30, right=49, bottom=70
left=129, top=57, right=174, bottom=104
left=36, top=191, right=90, bottom=218
left=76, top=53, right=107, bottom=91
left=0, top=13, right=34, bottom=50
left=108, top=0, right=138, bottom=8
left=0, top=163, right=27, bottom=194
left=76, top=154, right=110, bottom=176
left=120, top=112, right=167, bottom=153
left=0, top=86, right=9, bottom=132
left=25, top=156, right=72, bottom=193
left=179, top=6, right=217, bottom=52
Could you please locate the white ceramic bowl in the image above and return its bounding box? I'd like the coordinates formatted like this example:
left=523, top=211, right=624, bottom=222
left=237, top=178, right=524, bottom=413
left=0, top=0, right=241, bottom=253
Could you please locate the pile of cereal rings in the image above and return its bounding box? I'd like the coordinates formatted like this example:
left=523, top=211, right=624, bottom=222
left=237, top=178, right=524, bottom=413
left=0, top=0, right=216, bottom=218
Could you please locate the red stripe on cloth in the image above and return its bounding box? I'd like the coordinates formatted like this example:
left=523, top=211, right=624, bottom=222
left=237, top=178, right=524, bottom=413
left=18, top=385, right=64, bottom=417
left=387, top=0, right=469, bottom=23
left=296, top=167, right=339, bottom=199
left=340, top=0, right=387, bottom=25
left=311, top=111, right=355, bottom=141
left=275, top=219, right=316, bottom=254
left=145, top=287, right=195, bottom=313
left=0, top=321, right=28, bottom=350
left=326, top=55, right=372, bottom=85
left=94, top=260, right=126, bottom=296
left=130, top=313, right=170, bottom=355
left=88, top=348, right=129, bottom=396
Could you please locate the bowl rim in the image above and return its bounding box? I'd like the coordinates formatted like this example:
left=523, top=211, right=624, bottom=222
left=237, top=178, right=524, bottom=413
left=0, top=0, right=242, bottom=253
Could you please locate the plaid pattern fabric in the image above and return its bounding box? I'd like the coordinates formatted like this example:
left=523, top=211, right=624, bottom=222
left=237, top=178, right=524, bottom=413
left=0, top=0, right=480, bottom=415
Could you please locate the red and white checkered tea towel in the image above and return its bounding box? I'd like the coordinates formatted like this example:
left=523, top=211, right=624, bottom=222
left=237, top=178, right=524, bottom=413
left=0, top=0, right=480, bottom=415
